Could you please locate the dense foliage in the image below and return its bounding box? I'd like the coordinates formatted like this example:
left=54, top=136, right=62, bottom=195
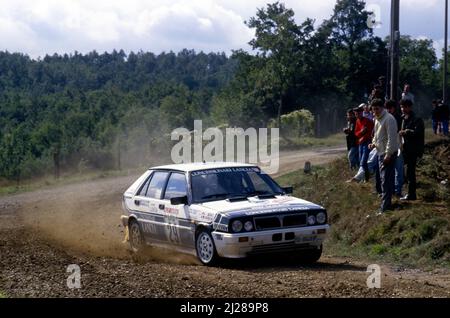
left=0, top=0, right=443, bottom=181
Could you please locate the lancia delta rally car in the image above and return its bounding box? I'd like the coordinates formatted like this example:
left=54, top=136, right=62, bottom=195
left=121, top=162, right=329, bottom=265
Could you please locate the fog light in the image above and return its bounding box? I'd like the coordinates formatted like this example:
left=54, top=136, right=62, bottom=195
left=239, top=237, right=249, bottom=242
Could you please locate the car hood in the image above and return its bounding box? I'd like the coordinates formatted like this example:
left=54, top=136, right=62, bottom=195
left=197, top=195, right=324, bottom=217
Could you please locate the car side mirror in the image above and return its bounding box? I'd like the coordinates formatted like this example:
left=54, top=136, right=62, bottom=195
left=282, top=186, right=293, bottom=194
left=170, top=196, right=188, bottom=205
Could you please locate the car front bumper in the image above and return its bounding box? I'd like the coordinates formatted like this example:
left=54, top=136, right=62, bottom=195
left=212, top=224, right=329, bottom=258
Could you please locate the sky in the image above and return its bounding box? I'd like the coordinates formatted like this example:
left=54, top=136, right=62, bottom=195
left=0, top=0, right=446, bottom=59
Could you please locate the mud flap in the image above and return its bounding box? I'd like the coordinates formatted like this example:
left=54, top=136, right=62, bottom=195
left=122, top=225, right=129, bottom=243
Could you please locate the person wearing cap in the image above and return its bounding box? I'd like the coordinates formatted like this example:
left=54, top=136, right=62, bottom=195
left=347, top=105, right=374, bottom=182
left=369, top=99, right=399, bottom=213
left=362, top=103, right=374, bottom=121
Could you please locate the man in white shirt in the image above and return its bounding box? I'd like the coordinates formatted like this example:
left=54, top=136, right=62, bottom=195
left=369, top=99, right=400, bottom=214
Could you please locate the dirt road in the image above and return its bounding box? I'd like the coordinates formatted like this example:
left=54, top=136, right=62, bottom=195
left=1, top=146, right=450, bottom=297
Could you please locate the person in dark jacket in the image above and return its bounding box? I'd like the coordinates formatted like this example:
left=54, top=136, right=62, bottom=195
left=438, top=102, right=450, bottom=136
left=431, top=99, right=440, bottom=134
left=399, top=99, right=425, bottom=201
left=343, top=109, right=358, bottom=170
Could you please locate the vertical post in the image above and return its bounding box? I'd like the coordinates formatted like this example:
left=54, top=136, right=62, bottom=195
left=390, top=0, right=400, bottom=102
left=444, top=0, right=448, bottom=104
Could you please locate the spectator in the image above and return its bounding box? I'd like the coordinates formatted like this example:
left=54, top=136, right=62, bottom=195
left=385, top=99, right=404, bottom=197
left=401, top=84, right=415, bottom=104
left=343, top=109, right=359, bottom=170
left=439, top=102, right=449, bottom=136
left=346, top=105, right=374, bottom=183
left=378, top=76, right=388, bottom=101
left=399, top=99, right=425, bottom=201
left=362, top=103, right=374, bottom=121
left=431, top=99, right=440, bottom=135
left=368, top=85, right=384, bottom=105
left=369, top=99, right=400, bottom=213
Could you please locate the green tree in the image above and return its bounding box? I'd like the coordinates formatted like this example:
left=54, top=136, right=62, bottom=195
left=246, top=1, right=314, bottom=127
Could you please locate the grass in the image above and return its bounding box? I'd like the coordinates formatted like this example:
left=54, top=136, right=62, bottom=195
left=275, top=135, right=450, bottom=269
left=279, top=132, right=344, bottom=150
left=0, top=291, right=7, bottom=298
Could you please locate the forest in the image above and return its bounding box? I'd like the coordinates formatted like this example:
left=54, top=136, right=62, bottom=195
left=0, top=0, right=443, bottom=182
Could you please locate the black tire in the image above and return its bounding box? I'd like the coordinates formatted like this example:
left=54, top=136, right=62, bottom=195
left=129, top=219, right=145, bottom=253
left=299, top=245, right=322, bottom=264
left=195, top=229, right=220, bottom=266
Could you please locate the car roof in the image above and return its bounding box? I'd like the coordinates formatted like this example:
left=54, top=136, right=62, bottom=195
left=150, top=162, right=257, bottom=172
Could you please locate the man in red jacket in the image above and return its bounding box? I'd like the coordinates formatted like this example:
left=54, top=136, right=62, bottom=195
left=347, top=105, right=374, bottom=182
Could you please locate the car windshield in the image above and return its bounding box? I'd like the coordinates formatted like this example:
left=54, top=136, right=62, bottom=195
left=191, top=167, right=284, bottom=203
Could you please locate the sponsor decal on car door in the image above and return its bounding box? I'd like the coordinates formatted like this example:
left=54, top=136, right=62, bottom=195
left=162, top=172, right=195, bottom=247
left=135, top=171, right=170, bottom=242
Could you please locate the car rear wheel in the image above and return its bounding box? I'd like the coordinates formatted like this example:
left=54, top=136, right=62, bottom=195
left=196, top=229, right=220, bottom=266
left=299, top=245, right=322, bottom=264
left=129, top=220, right=145, bottom=253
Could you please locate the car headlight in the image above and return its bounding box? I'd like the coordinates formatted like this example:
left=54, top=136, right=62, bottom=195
left=244, top=221, right=253, bottom=232
left=316, top=212, right=326, bottom=224
left=231, top=220, right=243, bottom=232
left=307, top=215, right=316, bottom=225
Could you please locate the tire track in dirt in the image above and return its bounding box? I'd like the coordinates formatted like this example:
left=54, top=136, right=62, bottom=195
left=1, top=146, right=450, bottom=297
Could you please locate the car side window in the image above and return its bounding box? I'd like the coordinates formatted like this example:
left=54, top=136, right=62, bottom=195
left=145, top=171, right=169, bottom=199
left=137, top=173, right=153, bottom=196
left=164, top=173, right=188, bottom=200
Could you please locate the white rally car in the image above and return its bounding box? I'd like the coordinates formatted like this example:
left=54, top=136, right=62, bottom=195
left=121, top=162, right=329, bottom=265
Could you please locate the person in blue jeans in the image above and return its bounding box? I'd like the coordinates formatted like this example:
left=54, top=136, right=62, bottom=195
left=386, top=100, right=404, bottom=197
left=347, top=105, right=374, bottom=183
left=370, top=99, right=400, bottom=213
left=343, top=109, right=359, bottom=170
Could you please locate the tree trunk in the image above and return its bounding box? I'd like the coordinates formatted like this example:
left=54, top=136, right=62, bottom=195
left=277, top=97, right=283, bottom=129
left=53, top=148, right=60, bottom=179
left=117, top=138, right=121, bottom=171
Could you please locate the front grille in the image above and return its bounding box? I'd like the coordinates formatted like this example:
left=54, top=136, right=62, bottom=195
left=253, top=212, right=307, bottom=231
left=254, top=217, right=281, bottom=230
left=283, top=214, right=307, bottom=227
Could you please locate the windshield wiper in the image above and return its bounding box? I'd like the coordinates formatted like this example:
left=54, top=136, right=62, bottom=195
left=245, top=190, right=277, bottom=199
left=201, top=193, right=229, bottom=200
left=256, top=193, right=277, bottom=199
left=226, top=195, right=249, bottom=202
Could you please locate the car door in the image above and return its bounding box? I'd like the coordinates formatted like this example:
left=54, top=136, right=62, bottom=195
left=161, top=172, right=195, bottom=248
left=134, top=170, right=170, bottom=243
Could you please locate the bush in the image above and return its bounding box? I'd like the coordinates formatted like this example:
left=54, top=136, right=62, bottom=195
left=270, top=109, right=315, bottom=138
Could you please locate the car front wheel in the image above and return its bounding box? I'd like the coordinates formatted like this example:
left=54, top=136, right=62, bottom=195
left=300, top=245, right=322, bottom=264
left=195, top=229, right=220, bottom=266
